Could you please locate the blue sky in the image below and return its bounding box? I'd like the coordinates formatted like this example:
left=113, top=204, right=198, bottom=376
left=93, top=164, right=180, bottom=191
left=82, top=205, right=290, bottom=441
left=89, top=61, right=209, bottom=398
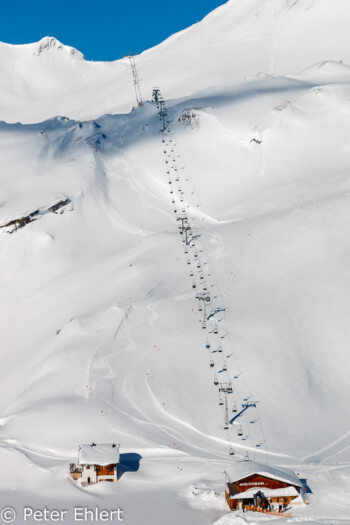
left=1, top=0, right=227, bottom=61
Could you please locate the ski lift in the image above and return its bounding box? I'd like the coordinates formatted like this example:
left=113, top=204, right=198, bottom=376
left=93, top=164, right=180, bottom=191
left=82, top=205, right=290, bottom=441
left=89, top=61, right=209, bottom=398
left=214, top=326, right=218, bottom=334
left=200, top=275, right=204, bottom=280
left=170, top=189, right=173, bottom=194
left=203, top=285, right=207, bottom=291
left=238, top=426, right=243, bottom=437
left=194, top=251, right=198, bottom=258
left=232, top=403, right=237, bottom=413
left=214, top=376, right=218, bottom=386
left=206, top=341, right=210, bottom=349
left=198, top=305, right=203, bottom=312
left=190, top=271, right=194, bottom=277
left=192, top=281, right=196, bottom=289
left=223, top=361, right=227, bottom=372
left=210, top=360, right=214, bottom=368
left=197, top=263, right=201, bottom=269
left=219, top=395, right=224, bottom=406
left=173, top=209, right=177, bottom=213
left=223, top=422, right=229, bottom=430
left=202, top=322, right=206, bottom=329
left=229, top=446, right=235, bottom=456
left=187, top=258, right=191, bottom=265
left=218, top=345, right=223, bottom=353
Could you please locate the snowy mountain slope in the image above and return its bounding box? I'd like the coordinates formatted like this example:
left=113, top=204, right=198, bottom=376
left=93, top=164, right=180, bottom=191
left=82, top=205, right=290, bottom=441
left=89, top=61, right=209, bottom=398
left=1, top=1, right=350, bottom=524
left=1, top=0, right=350, bottom=123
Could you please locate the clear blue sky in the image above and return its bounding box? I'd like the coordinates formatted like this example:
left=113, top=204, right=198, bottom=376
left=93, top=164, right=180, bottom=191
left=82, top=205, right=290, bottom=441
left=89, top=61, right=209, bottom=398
left=1, top=0, right=227, bottom=61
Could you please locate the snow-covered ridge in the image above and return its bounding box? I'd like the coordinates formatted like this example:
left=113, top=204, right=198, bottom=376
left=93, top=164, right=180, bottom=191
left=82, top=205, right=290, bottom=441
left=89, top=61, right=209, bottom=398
left=33, top=36, right=85, bottom=59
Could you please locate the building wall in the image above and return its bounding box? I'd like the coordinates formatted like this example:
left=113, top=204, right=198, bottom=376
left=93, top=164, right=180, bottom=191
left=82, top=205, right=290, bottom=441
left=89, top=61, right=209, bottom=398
left=71, top=463, right=118, bottom=484
left=227, top=474, right=297, bottom=496
left=226, top=474, right=300, bottom=511
left=80, top=466, right=97, bottom=484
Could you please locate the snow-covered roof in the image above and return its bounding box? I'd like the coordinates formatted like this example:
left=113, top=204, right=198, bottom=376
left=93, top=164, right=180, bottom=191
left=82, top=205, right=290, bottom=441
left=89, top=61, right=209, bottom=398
left=229, top=486, right=299, bottom=500
left=224, top=461, right=302, bottom=488
left=78, top=443, right=120, bottom=465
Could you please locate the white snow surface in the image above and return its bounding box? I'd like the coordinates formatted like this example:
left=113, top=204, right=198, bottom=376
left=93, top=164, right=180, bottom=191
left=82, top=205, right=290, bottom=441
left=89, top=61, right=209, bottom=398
left=0, top=1, right=350, bottom=524
left=225, top=461, right=301, bottom=487
left=78, top=443, right=120, bottom=465
left=229, top=486, right=298, bottom=499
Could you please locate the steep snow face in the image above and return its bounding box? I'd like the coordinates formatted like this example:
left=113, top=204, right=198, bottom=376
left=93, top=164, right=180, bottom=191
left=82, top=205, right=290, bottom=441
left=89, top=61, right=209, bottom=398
left=0, top=0, right=349, bottom=123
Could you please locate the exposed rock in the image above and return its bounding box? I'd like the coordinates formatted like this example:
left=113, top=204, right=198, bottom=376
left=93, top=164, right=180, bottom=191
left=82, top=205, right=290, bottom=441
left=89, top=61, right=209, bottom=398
left=178, top=110, right=200, bottom=128
left=1, top=197, right=72, bottom=234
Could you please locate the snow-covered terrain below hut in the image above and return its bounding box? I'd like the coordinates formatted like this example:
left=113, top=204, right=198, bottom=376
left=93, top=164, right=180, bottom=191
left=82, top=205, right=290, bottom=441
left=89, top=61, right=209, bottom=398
left=0, top=1, right=350, bottom=524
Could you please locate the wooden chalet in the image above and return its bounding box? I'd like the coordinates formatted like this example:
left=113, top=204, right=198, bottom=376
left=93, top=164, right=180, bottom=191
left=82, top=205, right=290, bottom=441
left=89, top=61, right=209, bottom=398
left=225, top=460, right=302, bottom=511
left=70, top=443, right=120, bottom=486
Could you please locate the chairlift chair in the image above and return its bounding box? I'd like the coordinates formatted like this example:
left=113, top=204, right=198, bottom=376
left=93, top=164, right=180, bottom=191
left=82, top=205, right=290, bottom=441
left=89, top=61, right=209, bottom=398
left=229, top=446, right=235, bottom=456
left=232, top=404, right=237, bottom=413
left=192, top=281, right=196, bottom=289
left=219, top=395, right=224, bottom=406
left=223, top=362, right=227, bottom=372
left=210, top=360, right=214, bottom=368
left=214, top=376, right=218, bottom=386
left=238, top=427, right=243, bottom=437
left=218, top=345, right=223, bottom=353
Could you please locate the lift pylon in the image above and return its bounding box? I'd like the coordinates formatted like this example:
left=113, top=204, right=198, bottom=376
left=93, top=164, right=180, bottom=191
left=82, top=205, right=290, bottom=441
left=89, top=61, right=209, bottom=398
left=219, top=382, right=233, bottom=430
left=129, top=54, right=143, bottom=107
